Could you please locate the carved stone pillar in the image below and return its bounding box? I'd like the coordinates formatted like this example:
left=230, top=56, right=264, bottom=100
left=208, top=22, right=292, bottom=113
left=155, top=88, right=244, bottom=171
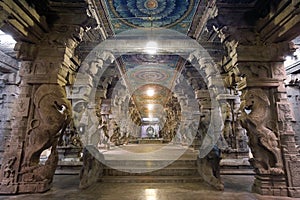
left=0, top=23, right=84, bottom=193
left=231, top=42, right=300, bottom=196
left=285, top=74, right=300, bottom=146
left=72, top=51, right=115, bottom=146
left=219, top=72, right=249, bottom=159
left=0, top=73, right=19, bottom=164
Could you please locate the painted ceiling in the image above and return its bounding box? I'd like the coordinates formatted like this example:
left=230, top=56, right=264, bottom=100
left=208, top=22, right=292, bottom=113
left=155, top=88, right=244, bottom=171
left=102, top=0, right=199, bottom=120
left=104, top=0, right=199, bottom=34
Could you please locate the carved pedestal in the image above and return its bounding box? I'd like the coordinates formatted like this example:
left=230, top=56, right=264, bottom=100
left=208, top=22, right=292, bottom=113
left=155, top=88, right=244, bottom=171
left=57, top=146, right=82, bottom=160
left=17, top=181, right=52, bottom=194
left=287, top=159, right=300, bottom=197
left=252, top=175, right=288, bottom=196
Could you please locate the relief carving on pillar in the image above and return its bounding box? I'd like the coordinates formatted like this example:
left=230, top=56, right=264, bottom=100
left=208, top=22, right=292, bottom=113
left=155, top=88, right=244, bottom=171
left=19, top=61, right=32, bottom=77
left=237, top=63, right=270, bottom=80
left=21, top=84, right=72, bottom=182
left=240, top=89, right=284, bottom=175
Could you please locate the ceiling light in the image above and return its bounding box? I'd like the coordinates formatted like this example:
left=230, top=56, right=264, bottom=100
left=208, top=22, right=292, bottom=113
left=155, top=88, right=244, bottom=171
left=146, top=89, right=155, bottom=97
left=148, top=104, right=154, bottom=110
left=144, top=41, right=157, bottom=54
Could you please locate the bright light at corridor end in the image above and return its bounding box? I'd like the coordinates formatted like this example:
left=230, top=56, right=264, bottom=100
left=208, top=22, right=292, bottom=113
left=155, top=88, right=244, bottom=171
left=144, top=41, right=157, bottom=54
left=146, top=88, right=155, bottom=97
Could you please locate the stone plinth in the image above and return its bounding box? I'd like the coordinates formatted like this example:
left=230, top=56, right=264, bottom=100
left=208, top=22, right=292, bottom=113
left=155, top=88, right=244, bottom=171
left=57, top=146, right=82, bottom=160
left=137, top=138, right=164, bottom=144
left=56, top=146, right=82, bottom=175
left=252, top=175, right=288, bottom=196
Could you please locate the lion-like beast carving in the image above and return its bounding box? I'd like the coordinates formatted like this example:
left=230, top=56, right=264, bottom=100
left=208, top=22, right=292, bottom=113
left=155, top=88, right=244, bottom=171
left=22, top=84, right=72, bottom=181
left=240, top=89, right=283, bottom=175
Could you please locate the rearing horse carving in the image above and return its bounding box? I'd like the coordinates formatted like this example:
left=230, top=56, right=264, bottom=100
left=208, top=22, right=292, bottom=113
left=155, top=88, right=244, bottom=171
left=240, top=89, right=283, bottom=175
left=22, top=84, right=72, bottom=181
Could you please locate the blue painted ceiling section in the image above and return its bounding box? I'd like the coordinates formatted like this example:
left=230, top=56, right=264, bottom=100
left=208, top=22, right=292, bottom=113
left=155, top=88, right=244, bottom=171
left=104, top=0, right=199, bottom=34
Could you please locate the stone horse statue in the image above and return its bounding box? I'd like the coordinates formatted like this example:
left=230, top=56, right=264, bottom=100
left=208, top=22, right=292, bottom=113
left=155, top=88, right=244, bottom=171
left=22, top=84, right=72, bottom=181
left=240, top=89, right=283, bottom=175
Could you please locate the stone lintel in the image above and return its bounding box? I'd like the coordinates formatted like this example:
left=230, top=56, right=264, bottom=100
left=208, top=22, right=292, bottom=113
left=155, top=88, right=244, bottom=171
left=257, top=0, right=300, bottom=43
left=0, top=0, right=48, bottom=42
left=235, top=44, right=289, bottom=62
left=237, top=78, right=281, bottom=90
left=195, top=90, right=210, bottom=99
left=216, top=94, right=238, bottom=101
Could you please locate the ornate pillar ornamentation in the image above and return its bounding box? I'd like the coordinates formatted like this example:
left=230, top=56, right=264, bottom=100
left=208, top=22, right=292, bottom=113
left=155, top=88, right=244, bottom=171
left=0, top=1, right=96, bottom=191
left=224, top=35, right=299, bottom=196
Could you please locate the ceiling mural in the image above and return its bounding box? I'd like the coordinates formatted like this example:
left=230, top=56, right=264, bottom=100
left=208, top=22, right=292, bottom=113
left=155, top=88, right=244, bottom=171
left=126, top=64, right=177, bottom=91
left=101, top=1, right=198, bottom=120
left=122, top=54, right=178, bottom=69
left=105, top=0, right=199, bottom=34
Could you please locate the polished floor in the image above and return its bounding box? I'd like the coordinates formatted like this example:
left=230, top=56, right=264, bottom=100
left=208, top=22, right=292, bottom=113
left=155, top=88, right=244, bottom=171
left=0, top=174, right=299, bottom=200
left=1, top=144, right=299, bottom=199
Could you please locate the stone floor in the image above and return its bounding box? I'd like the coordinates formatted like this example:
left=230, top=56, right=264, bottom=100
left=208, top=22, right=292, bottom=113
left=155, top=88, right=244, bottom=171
left=1, top=144, right=299, bottom=200
left=0, top=174, right=299, bottom=200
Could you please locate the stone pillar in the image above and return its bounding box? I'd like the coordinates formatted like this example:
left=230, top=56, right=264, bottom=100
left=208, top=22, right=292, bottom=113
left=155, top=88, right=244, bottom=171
left=218, top=71, right=249, bottom=159
left=0, top=23, right=84, bottom=193
left=188, top=52, right=225, bottom=190
left=231, top=42, right=300, bottom=196
left=0, top=73, right=19, bottom=164
left=285, top=74, right=300, bottom=145
left=72, top=52, right=115, bottom=146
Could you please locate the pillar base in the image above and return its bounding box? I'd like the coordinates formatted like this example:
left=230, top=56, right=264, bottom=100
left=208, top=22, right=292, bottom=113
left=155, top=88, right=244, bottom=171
left=252, top=175, right=288, bottom=196
left=0, top=180, right=51, bottom=194
left=288, top=187, right=300, bottom=197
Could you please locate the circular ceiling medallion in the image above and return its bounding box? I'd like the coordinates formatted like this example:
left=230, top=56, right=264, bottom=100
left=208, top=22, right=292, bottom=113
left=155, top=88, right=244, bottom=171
left=145, top=0, right=158, bottom=10
left=134, top=70, right=169, bottom=82
left=108, top=0, right=194, bottom=28
left=134, top=69, right=169, bottom=82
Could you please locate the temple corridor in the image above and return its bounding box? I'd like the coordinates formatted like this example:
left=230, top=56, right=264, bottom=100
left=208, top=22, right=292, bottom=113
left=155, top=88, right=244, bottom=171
left=0, top=0, right=300, bottom=199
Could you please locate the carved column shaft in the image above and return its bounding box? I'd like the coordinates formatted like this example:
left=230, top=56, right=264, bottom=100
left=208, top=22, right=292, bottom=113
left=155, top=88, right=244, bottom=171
left=0, top=73, right=19, bottom=164
left=230, top=42, right=299, bottom=196
left=0, top=25, right=83, bottom=193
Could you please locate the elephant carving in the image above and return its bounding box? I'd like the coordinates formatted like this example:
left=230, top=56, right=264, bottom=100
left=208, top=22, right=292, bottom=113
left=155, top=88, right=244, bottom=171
left=240, top=89, right=283, bottom=175
left=22, top=84, right=72, bottom=181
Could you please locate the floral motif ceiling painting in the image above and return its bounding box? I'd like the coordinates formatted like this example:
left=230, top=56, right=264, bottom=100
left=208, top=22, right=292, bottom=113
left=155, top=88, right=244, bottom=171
left=105, top=0, right=198, bottom=34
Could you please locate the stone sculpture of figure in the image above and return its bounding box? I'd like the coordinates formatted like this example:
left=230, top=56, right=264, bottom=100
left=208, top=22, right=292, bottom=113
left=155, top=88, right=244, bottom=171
left=240, top=89, right=284, bottom=175
left=110, top=121, right=121, bottom=146
left=222, top=102, right=233, bottom=145
left=22, top=84, right=72, bottom=177
left=97, top=119, right=109, bottom=149
left=1, top=156, right=17, bottom=186
left=70, top=132, right=83, bottom=149
left=59, top=120, right=83, bottom=149
left=3, top=157, right=16, bottom=180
